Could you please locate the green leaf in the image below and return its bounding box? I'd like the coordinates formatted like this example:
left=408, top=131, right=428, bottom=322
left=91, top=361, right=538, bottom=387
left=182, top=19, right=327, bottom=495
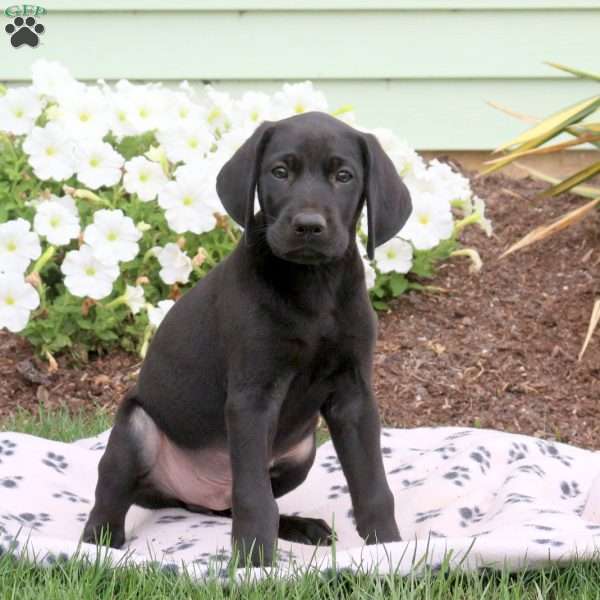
left=411, top=239, right=458, bottom=278
left=371, top=300, right=389, bottom=311
left=388, top=274, right=409, bottom=297
left=496, top=95, right=600, bottom=153
left=546, top=62, right=600, bottom=83
left=514, top=163, right=600, bottom=199
left=540, top=160, right=600, bottom=198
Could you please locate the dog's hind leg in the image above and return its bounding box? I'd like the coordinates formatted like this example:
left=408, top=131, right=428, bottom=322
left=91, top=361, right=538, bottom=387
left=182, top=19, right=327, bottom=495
left=82, top=392, right=150, bottom=548
left=271, top=439, right=334, bottom=546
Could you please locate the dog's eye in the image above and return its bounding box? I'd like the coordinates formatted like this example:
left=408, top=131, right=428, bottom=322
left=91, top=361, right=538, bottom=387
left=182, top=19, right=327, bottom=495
left=336, top=170, right=353, bottom=183
left=272, top=166, right=288, bottom=179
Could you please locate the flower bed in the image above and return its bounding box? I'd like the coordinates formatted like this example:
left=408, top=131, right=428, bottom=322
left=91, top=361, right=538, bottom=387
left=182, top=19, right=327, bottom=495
left=0, top=60, right=490, bottom=360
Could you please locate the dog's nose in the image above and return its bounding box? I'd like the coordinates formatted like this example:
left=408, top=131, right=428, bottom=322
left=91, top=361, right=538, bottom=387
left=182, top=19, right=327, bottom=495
left=292, top=213, right=327, bottom=236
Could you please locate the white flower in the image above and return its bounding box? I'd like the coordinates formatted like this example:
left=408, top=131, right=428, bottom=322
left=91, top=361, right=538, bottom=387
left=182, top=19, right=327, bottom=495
left=405, top=160, right=470, bottom=206
left=123, top=156, right=168, bottom=202
left=156, top=122, right=214, bottom=164
left=273, top=81, right=328, bottom=117
left=210, top=124, right=259, bottom=172
left=370, top=128, right=425, bottom=178
left=124, top=284, right=145, bottom=314
left=83, top=208, right=142, bottom=265
left=427, top=160, right=472, bottom=204
left=148, top=299, right=175, bottom=329
left=204, top=85, right=234, bottom=132
left=0, top=274, right=39, bottom=333
left=162, top=91, right=207, bottom=130
left=153, top=243, right=193, bottom=285
left=55, top=194, right=79, bottom=218
left=231, top=91, right=273, bottom=128
left=27, top=193, right=79, bottom=218
left=0, top=87, right=44, bottom=135
left=128, top=86, right=167, bottom=133
left=55, top=87, right=111, bottom=140
left=23, top=123, right=76, bottom=181
left=363, top=259, right=376, bottom=290
left=105, top=86, right=138, bottom=139
left=374, top=237, right=413, bottom=274
left=158, top=164, right=219, bottom=234
left=355, top=237, right=377, bottom=289
left=61, top=245, right=119, bottom=300
left=0, top=218, right=41, bottom=274
left=31, top=59, right=83, bottom=102
left=400, top=192, right=454, bottom=251
left=33, top=197, right=80, bottom=246
left=74, top=141, right=124, bottom=189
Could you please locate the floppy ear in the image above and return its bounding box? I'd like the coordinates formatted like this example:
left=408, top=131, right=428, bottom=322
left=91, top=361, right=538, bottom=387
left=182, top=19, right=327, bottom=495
left=216, top=121, right=274, bottom=240
left=359, top=132, right=412, bottom=260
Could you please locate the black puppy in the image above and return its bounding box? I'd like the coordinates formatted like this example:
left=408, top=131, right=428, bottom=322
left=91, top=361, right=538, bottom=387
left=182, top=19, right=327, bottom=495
left=83, top=111, right=411, bottom=565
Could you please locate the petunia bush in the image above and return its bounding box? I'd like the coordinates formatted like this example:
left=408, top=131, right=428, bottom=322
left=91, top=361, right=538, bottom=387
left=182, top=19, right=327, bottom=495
left=0, top=60, right=491, bottom=361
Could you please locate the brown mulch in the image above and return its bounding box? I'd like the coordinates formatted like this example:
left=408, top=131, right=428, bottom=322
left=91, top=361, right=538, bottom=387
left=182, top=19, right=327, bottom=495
left=375, top=170, right=600, bottom=448
left=1, top=170, right=599, bottom=448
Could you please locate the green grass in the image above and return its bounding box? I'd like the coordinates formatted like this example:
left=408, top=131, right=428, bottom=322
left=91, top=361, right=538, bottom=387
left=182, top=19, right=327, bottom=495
left=3, top=404, right=113, bottom=442
left=2, top=406, right=600, bottom=599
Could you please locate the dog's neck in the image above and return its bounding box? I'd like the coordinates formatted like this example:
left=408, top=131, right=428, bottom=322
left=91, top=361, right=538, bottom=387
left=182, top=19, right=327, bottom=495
left=239, top=228, right=366, bottom=310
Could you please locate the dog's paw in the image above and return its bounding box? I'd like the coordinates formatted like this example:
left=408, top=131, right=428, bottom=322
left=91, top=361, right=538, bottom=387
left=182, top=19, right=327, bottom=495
left=278, top=515, right=335, bottom=546
left=81, top=521, right=125, bottom=548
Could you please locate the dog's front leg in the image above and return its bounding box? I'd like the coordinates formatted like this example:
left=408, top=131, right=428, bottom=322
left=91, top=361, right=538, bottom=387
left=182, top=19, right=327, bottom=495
left=225, top=377, right=289, bottom=566
left=322, top=369, right=400, bottom=544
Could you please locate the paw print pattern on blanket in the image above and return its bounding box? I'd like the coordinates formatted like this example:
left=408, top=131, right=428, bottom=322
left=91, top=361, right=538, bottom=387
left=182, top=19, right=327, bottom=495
left=191, top=549, right=233, bottom=567
left=320, top=454, right=342, bottom=473
left=381, top=446, right=393, bottom=458
left=155, top=514, right=188, bottom=524
left=400, top=477, right=426, bottom=489
left=533, top=538, right=565, bottom=547
left=1, top=425, right=600, bottom=578
left=508, top=442, right=529, bottom=464
left=525, top=523, right=555, bottom=531
left=0, top=475, right=22, bottom=489
left=0, top=440, right=17, bottom=463
left=536, top=441, right=572, bottom=467
left=3, top=511, right=52, bottom=530
left=164, top=537, right=201, bottom=554
left=328, top=484, right=349, bottom=499
left=434, top=445, right=457, bottom=460
left=415, top=509, right=442, bottom=523
left=52, top=490, right=90, bottom=504
left=388, top=463, right=413, bottom=475
left=443, top=466, right=471, bottom=486
left=470, top=446, right=492, bottom=474
left=504, top=493, right=534, bottom=505
left=458, top=506, right=485, bottom=528
left=560, top=481, right=581, bottom=499
left=42, top=451, right=68, bottom=473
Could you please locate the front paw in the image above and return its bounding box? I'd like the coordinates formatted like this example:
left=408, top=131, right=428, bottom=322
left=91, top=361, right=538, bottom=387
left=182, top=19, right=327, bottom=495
left=231, top=536, right=278, bottom=567
left=82, top=520, right=125, bottom=549
left=358, top=515, right=401, bottom=545
left=363, top=525, right=401, bottom=545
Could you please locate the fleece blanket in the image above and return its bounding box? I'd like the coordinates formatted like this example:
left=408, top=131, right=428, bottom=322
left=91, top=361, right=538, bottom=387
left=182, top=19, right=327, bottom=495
left=1, top=426, right=600, bottom=579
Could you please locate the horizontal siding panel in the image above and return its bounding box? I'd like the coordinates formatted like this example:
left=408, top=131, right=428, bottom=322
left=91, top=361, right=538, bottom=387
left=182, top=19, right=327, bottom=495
left=212, top=78, right=599, bottom=149
left=2, top=3, right=597, bottom=148
left=43, top=1, right=600, bottom=11
left=1, top=10, right=598, bottom=80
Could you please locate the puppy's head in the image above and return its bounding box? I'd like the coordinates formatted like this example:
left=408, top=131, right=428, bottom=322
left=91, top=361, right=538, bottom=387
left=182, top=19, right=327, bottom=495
left=216, top=112, right=411, bottom=263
